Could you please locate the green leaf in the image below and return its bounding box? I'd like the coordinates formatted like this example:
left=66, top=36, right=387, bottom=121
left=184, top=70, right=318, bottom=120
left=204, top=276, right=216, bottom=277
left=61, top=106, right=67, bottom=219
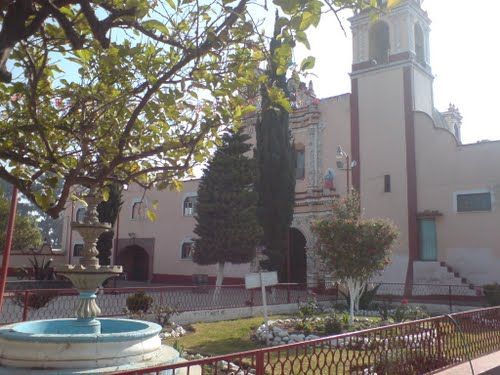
left=166, top=0, right=177, bottom=9
left=146, top=208, right=157, bottom=222
left=296, top=31, right=310, bottom=49
left=142, top=19, right=170, bottom=35
left=300, top=56, right=316, bottom=71
left=102, top=187, right=110, bottom=202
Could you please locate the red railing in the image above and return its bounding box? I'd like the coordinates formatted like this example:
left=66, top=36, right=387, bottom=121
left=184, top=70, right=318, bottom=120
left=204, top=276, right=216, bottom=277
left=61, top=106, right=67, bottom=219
left=1, top=282, right=490, bottom=325
left=112, top=306, right=500, bottom=375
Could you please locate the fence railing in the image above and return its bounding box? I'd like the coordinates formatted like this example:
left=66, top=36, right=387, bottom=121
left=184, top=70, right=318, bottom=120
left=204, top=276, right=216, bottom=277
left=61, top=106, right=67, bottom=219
left=1, top=284, right=334, bottom=324
left=112, top=306, right=500, bottom=375
left=0, top=282, right=491, bottom=325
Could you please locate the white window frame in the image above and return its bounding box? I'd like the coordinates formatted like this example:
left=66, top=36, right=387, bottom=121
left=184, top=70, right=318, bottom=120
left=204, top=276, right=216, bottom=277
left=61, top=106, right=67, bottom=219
left=182, top=193, right=197, bottom=217
left=180, top=237, right=194, bottom=260
left=75, top=206, right=86, bottom=223
left=453, top=189, right=494, bottom=213
left=130, top=198, right=148, bottom=220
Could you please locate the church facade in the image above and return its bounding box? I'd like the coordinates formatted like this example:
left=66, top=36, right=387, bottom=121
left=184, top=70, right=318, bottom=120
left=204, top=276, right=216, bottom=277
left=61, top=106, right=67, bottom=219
left=60, top=0, right=500, bottom=289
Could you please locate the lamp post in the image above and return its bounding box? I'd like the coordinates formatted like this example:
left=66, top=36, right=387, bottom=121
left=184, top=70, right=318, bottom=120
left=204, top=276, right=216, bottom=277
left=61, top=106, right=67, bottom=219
left=336, top=145, right=357, bottom=194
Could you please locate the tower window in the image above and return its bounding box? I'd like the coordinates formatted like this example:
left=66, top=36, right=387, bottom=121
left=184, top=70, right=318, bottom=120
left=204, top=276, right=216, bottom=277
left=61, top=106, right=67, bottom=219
left=414, top=24, right=425, bottom=64
left=131, top=201, right=145, bottom=220
left=181, top=241, right=194, bottom=260
left=369, top=21, right=390, bottom=65
left=295, top=146, right=305, bottom=180
left=183, top=196, right=197, bottom=216
left=384, top=175, right=391, bottom=193
left=73, top=244, right=84, bottom=257
left=75, top=208, right=86, bottom=223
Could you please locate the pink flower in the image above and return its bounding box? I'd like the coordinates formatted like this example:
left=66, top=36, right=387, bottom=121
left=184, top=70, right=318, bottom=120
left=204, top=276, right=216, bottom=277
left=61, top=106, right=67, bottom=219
left=54, top=98, right=63, bottom=109
left=401, top=299, right=408, bottom=305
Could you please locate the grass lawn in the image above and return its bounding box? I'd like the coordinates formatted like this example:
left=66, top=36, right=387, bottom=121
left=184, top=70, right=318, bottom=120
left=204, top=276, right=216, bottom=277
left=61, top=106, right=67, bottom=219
left=164, top=316, right=282, bottom=355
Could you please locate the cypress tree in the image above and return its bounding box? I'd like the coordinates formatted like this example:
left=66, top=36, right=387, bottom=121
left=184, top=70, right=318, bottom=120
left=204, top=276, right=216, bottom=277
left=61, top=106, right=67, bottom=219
left=254, top=15, right=296, bottom=281
left=193, top=129, right=262, bottom=287
left=96, top=184, right=123, bottom=265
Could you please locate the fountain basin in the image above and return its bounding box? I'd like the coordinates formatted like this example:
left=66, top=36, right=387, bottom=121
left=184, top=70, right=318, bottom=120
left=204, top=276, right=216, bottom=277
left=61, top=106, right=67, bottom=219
left=0, top=318, right=179, bottom=371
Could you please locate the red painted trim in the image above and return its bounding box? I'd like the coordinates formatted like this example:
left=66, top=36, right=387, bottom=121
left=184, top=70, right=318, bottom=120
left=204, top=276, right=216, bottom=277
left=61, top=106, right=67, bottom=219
left=152, top=273, right=244, bottom=285
left=350, top=78, right=361, bottom=192
left=403, top=66, right=418, bottom=296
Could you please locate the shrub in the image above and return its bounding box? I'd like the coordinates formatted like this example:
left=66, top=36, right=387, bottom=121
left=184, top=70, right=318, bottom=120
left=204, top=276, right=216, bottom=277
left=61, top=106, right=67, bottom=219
left=483, top=283, right=500, bottom=306
left=391, top=300, right=429, bottom=322
left=378, top=298, right=393, bottom=321
left=13, top=290, right=56, bottom=310
left=322, top=313, right=343, bottom=335
left=153, top=305, right=178, bottom=327
left=126, top=291, right=153, bottom=313
left=297, top=297, right=318, bottom=322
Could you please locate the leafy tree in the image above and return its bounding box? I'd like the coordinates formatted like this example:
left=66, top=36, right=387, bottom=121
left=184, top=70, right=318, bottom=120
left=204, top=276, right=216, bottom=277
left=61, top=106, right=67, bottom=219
left=254, top=15, right=296, bottom=281
left=0, top=0, right=333, bottom=220
left=96, top=184, right=123, bottom=265
left=311, top=193, right=398, bottom=322
left=0, top=186, right=42, bottom=251
left=0, top=178, right=64, bottom=246
left=193, top=129, right=262, bottom=288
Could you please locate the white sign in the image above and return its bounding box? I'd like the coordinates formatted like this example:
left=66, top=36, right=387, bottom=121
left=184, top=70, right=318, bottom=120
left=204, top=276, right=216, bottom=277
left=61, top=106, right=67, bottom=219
left=245, top=271, right=278, bottom=289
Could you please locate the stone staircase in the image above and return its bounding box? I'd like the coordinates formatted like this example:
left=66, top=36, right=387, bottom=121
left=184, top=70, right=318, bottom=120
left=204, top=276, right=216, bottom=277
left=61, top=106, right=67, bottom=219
left=412, top=261, right=477, bottom=296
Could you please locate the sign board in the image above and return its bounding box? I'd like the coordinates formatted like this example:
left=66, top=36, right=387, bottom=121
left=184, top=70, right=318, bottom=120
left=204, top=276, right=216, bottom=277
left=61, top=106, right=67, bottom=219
left=245, top=271, right=278, bottom=289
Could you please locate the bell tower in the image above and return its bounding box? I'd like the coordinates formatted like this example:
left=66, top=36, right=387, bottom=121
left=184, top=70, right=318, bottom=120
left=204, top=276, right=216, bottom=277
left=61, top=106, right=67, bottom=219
left=351, top=0, right=431, bottom=73
left=349, top=0, right=434, bottom=286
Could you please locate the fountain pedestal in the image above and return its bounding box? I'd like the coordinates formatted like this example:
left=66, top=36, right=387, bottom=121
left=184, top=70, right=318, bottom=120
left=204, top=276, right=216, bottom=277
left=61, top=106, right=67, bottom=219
left=0, top=191, right=193, bottom=373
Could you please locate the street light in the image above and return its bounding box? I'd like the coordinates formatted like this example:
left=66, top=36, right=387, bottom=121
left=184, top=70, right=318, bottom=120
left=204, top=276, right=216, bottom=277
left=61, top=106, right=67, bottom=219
left=336, top=145, right=357, bottom=194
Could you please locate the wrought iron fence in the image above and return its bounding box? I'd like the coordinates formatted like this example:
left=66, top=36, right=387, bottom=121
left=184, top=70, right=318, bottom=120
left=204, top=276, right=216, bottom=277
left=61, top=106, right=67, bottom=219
left=112, top=306, right=500, bottom=375
left=0, top=284, right=332, bottom=324
left=0, top=282, right=493, bottom=325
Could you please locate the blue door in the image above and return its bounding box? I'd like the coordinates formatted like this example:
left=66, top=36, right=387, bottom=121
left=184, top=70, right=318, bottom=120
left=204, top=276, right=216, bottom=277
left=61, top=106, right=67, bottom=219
left=419, top=219, right=437, bottom=261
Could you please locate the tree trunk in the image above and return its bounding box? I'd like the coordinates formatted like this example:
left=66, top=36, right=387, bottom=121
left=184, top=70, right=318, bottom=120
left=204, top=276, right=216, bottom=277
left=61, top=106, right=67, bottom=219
left=212, top=262, right=225, bottom=304
left=346, top=278, right=364, bottom=324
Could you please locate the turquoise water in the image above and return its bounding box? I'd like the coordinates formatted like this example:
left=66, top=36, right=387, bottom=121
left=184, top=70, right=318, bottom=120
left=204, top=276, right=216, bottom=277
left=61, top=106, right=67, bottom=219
left=0, top=318, right=161, bottom=342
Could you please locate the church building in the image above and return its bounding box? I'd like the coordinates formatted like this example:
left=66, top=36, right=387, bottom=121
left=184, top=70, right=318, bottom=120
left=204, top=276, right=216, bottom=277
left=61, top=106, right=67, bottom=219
left=60, top=0, right=500, bottom=290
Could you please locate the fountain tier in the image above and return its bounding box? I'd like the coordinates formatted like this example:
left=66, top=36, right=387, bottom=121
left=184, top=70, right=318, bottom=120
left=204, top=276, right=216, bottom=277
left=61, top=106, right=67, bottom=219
left=0, top=318, right=184, bottom=374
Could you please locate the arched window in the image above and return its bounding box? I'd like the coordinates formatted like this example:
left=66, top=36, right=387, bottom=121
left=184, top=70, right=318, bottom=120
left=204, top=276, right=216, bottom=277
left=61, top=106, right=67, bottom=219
left=76, top=207, right=86, bottom=223
left=73, top=243, right=84, bottom=257
left=131, top=201, right=145, bottom=220
left=183, top=196, right=197, bottom=216
left=181, top=240, right=194, bottom=260
left=295, top=144, right=305, bottom=180
left=414, top=23, right=425, bottom=64
left=369, top=21, right=390, bottom=65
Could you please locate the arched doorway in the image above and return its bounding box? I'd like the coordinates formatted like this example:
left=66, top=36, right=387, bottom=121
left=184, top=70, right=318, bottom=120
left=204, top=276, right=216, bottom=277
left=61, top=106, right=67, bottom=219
left=118, top=245, right=149, bottom=281
left=289, top=228, right=307, bottom=284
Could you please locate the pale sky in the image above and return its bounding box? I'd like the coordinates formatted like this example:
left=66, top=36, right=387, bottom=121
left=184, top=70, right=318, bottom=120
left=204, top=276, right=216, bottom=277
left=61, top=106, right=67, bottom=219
left=294, top=1, right=500, bottom=144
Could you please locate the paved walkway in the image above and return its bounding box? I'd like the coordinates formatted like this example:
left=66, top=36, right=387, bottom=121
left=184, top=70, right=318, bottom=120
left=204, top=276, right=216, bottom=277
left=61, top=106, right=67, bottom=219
left=432, top=351, right=500, bottom=375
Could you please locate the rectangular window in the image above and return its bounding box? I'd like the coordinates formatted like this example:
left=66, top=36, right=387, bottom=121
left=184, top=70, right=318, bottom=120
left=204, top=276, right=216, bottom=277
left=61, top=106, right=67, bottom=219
left=73, top=244, right=84, bottom=257
left=384, top=174, right=391, bottom=193
left=457, top=192, right=492, bottom=212
left=296, top=149, right=305, bottom=180
left=181, top=242, right=193, bottom=260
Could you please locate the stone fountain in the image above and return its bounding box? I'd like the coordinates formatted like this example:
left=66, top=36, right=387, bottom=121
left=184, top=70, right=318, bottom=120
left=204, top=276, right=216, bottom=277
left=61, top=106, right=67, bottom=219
left=0, top=191, right=189, bottom=374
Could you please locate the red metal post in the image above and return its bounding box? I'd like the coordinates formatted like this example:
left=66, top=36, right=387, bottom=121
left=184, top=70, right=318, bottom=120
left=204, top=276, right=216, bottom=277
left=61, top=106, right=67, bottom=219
left=346, top=155, right=350, bottom=194
left=67, top=201, right=74, bottom=265
left=286, top=228, right=291, bottom=283
left=22, top=290, right=29, bottom=321
left=0, top=187, right=18, bottom=313
left=448, top=285, right=452, bottom=313
left=255, top=351, right=265, bottom=375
